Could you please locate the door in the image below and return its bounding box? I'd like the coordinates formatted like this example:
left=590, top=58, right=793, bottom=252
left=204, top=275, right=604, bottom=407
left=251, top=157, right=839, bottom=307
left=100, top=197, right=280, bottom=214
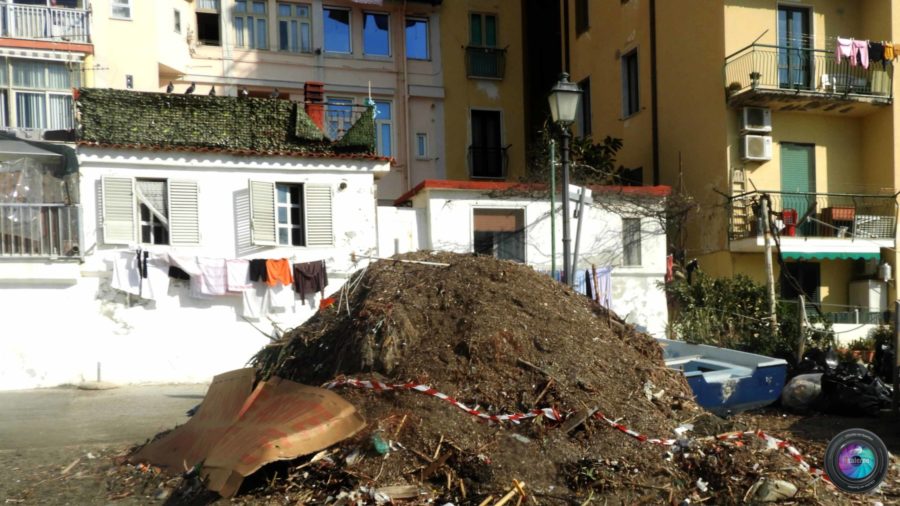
left=470, top=110, right=502, bottom=178
left=778, top=6, right=811, bottom=89
left=780, top=143, right=816, bottom=236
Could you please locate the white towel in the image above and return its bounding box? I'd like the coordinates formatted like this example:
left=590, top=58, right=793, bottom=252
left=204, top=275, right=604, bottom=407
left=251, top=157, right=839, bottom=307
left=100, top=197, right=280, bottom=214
left=197, top=257, right=228, bottom=296
left=267, top=283, right=296, bottom=311
left=141, top=253, right=171, bottom=301
left=167, top=254, right=201, bottom=276
left=226, top=259, right=252, bottom=292
left=242, top=285, right=265, bottom=320
left=111, top=251, right=140, bottom=296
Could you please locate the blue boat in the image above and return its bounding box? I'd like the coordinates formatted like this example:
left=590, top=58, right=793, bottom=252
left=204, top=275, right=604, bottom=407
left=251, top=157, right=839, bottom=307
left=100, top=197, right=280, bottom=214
left=657, top=338, right=788, bottom=416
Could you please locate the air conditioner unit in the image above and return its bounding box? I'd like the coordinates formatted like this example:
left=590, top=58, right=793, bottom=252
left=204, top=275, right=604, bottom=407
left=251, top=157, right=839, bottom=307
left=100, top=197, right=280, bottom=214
left=741, top=107, right=772, bottom=132
left=741, top=134, right=772, bottom=161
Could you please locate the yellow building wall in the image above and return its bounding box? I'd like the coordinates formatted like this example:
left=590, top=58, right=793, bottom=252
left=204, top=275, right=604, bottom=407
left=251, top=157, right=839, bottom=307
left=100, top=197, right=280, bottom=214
left=89, top=0, right=162, bottom=91
left=440, top=0, right=525, bottom=181
left=567, top=0, right=653, bottom=176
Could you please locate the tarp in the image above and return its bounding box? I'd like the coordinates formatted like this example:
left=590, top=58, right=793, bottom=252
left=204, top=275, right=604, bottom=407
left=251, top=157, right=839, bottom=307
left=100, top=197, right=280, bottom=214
left=782, top=251, right=880, bottom=261
left=131, top=368, right=365, bottom=498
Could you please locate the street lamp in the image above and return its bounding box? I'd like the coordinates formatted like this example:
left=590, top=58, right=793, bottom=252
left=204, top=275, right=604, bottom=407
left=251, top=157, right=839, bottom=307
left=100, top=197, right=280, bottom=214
left=548, top=72, right=582, bottom=286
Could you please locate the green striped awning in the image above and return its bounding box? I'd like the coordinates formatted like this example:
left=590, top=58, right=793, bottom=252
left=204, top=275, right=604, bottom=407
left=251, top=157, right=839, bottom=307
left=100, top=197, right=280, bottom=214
left=782, top=252, right=881, bottom=261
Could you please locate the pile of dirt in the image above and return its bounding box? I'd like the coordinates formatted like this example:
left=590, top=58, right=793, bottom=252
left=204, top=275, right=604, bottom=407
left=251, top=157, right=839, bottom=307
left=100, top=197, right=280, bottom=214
left=248, top=251, right=705, bottom=501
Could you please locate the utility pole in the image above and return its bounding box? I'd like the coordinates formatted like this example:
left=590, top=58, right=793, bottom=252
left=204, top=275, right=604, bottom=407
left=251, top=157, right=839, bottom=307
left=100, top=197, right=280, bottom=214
left=761, top=195, right=778, bottom=331
left=561, top=127, right=572, bottom=285
left=797, top=294, right=806, bottom=363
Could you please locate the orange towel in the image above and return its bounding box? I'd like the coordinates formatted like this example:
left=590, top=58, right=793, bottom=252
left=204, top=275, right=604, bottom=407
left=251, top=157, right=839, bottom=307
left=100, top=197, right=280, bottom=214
left=265, top=258, right=293, bottom=287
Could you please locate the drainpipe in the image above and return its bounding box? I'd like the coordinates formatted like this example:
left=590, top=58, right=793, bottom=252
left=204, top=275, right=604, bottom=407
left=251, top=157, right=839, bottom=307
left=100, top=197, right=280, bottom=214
left=402, top=0, right=412, bottom=192
left=650, top=0, right=660, bottom=185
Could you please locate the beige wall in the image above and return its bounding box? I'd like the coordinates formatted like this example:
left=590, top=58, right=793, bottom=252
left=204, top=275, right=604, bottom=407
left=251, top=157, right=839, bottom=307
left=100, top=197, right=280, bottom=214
left=89, top=0, right=164, bottom=90
left=440, top=0, right=525, bottom=182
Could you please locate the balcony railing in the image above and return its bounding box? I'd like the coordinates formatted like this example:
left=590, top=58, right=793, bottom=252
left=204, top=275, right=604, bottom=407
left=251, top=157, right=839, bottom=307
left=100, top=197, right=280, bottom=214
left=0, top=203, right=80, bottom=258
left=466, top=46, right=506, bottom=79
left=729, top=190, right=897, bottom=241
left=320, top=102, right=372, bottom=141
left=1, top=4, right=90, bottom=44
left=469, top=145, right=509, bottom=179
left=724, top=44, right=892, bottom=102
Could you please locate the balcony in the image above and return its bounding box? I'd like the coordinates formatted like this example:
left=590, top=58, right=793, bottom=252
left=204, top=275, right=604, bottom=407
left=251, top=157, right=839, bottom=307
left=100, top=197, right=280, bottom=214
left=1, top=4, right=90, bottom=44
left=466, top=46, right=506, bottom=79
left=729, top=190, right=896, bottom=259
left=468, top=145, right=509, bottom=179
left=0, top=203, right=80, bottom=258
left=724, top=44, right=892, bottom=115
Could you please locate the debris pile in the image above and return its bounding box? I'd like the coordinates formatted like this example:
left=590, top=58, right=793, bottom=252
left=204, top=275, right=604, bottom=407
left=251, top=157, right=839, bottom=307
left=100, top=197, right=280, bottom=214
left=127, top=252, right=864, bottom=504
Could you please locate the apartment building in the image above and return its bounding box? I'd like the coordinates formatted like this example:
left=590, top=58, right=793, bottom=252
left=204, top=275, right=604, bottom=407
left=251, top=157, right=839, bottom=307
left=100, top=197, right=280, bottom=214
left=565, top=0, right=899, bottom=335
left=88, top=0, right=444, bottom=200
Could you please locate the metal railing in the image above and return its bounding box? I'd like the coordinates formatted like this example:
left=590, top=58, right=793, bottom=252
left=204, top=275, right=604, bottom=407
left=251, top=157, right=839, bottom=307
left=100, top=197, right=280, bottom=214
left=1, top=4, right=90, bottom=44
left=0, top=203, right=80, bottom=258
left=466, top=46, right=506, bottom=79
left=468, top=145, right=509, bottom=179
left=724, top=44, right=893, bottom=101
left=729, top=190, right=898, bottom=240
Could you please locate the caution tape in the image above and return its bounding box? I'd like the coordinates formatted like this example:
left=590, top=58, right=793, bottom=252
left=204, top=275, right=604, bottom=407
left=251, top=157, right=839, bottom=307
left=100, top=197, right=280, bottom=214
left=325, top=377, right=830, bottom=483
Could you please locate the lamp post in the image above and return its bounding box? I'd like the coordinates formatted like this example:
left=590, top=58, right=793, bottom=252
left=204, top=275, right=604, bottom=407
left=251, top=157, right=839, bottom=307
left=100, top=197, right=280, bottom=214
left=548, top=72, right=582, bottom=286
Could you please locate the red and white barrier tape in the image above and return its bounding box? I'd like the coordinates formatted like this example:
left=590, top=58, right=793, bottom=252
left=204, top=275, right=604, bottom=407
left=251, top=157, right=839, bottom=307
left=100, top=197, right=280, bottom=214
left=325, top=377, right=829, bottom=482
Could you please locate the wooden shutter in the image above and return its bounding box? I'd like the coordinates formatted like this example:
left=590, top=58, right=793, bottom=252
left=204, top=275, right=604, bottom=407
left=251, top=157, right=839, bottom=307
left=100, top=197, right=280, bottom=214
left=249, top=180, right=277, bottom=245
left=101, top=176, right=135, bottom=245
left=305, top=184, right=333, bottom=246
left=168, top=180, right=200, bottom=245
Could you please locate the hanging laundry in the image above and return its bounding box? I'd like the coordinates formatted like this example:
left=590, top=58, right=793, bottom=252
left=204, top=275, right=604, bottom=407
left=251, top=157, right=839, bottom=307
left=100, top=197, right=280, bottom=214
left=665, top=255, right=674, bottom=283
left=267, top=283, right=296, bottom=311
left=111, top=250, right=140, bottom=296
left=584, top=269, right=593, bottom=300
left=197, top=257, right=228, bottom=296
left=851, top=39, right=869, bottom=68
left=835, top=37, right=852, bottom=64
left=884, top=42, right=895, bottom=61
left=168, top=254, right=201, bottom=276
left=266, top=258, right=293, bottom=287
left=141, top=253, right=172, bottom=301
left=293, top=260, right=328, bottom=299
left=248, top=259, right=268, bottom=283
left=594, top=267, right=613, bottom=309
left=226, top=259, right=252, bottom=292
left=137, top=250, right=149, bottom=279
left=869, top=41, right=887, bottom=68
left=168, top=265, right=191, bottom=280
left=241, top=284, right=265, bottom=320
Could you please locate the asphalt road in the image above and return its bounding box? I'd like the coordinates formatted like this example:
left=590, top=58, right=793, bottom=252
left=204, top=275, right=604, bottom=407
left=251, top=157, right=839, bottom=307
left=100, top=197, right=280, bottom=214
left=0, top=384, right=208, bottom=450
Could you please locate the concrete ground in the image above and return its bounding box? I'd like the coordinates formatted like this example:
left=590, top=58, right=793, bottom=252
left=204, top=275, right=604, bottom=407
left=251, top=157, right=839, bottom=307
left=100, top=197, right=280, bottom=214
left=0, top=383, right=208, bottom=450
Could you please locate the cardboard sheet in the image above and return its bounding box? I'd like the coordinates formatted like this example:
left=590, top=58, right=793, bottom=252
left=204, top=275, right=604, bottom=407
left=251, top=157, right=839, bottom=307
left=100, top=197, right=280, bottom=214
left=130, top=369, right=365, bottom=497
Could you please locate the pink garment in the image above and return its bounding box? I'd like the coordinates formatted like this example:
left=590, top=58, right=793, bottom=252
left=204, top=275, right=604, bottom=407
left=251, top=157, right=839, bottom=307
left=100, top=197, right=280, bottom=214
left=835, top=37, right=852, bottom=64
left=851, top=39, right=869, bottom=68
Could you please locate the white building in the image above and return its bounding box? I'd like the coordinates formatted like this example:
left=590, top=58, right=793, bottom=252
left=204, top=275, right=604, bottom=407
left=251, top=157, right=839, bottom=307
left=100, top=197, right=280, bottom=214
left=380, top=180, right=671, bottom=337
left=0, top=90, right=388, bottom=391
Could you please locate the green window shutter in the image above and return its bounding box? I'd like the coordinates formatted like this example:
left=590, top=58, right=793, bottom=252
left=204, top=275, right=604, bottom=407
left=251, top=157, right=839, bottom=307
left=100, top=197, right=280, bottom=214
left=249, top=179, right=277, bottom=245
left=305, top=184, right=333, bottom=246
left=168, top=180, right=200, bottom=245
left=485, top=15, right=497, bottom=47
left=780, top=143, right=814, bottom=193
left=469, top=13, right=481, bottom=45
left=101, top=176, right=135, bottom=245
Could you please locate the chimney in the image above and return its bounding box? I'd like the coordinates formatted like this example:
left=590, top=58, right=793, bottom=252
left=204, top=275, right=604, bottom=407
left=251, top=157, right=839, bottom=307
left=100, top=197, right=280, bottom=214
left=304, top=81, right=325, bottom=130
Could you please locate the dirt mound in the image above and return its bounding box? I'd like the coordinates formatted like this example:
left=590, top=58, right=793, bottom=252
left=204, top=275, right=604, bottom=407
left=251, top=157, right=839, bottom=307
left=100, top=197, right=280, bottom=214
left=250, top=252, right=702, bottom=501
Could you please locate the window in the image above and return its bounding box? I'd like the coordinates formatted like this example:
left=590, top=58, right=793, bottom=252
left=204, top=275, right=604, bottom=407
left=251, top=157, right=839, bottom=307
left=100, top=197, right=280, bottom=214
left=406, top=18, right=428, bottom=59
left=363, top=12, right=390, bottom=57
left=622, top=218, right=642, bottom=266
left=111, top=0, right=131, bottom=19
left=278, top=3, right=311, bottom=53
left=575, top=0, right=589, bottom=35
left=325, top=97, right=353, bottom=139
left=174, top=9, right=182, bottom=33
left=415, top=133, right=428, bottom=159
left=375, top=100, right=392, bottom=157
left=473, top=209, right=524, bottom=263
left=622, top=49, right=639, bottom=117
left=5, top=58, right=79, bottom=130
left=469, top=13, right=497, bottom=47
left=324, top=7, right=351, bottom=53
left=576, top=76, right=591, bottom=137
left=470, top=110, right=504, bottom=179
left=234, top=0, right=268, bottom=50
left=100, top=177, right=200, bottom=246
left=197, top=1, right=221, bottom=45
left=249, top=181, right=333, bottom=247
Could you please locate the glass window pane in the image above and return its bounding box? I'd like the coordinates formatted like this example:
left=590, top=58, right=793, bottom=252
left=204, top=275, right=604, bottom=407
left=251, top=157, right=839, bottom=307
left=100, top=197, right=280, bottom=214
left=277, top=207, right=288, bottom=224
left=324, top=8, right=350, bottom=53
left=257, top=18, right=267, bottom=48
left=279, top=20, right=288, bottom=50
left=248, top=16, right=256, bottom=48
left=363, top=12, right=389, bottom=56
left=277, top=185, right=289, bottom=203
left=234, top=17, right=245, bottom=46
left=0, top=60, right=8, bottom=87
left=16, top=92, right=46, bottom=129
left=290, top=20, right=299, bottom=52
left=235, top=0, right=247, bottom=13
left=379, top=123, right=391, bottom=156
left=417, top=134, right=426, bottom=157
left=46, top=63, right=70, bottom=90
left=252, top=1, right=266, bottom=14
left=298, top=5, right=309, bottom=17
left=291, top=228, right=302, bottom=246
left=405, top=18, right=428, bottom=59
left=290, top=207, right=300, bottom=224
left=48, top=95, right=73, bottom=130
left=485, top=15, right=497, bottom=47
left=278, top=3, right=291, bottom=16
left=375, top=100, right=391, bottom=120
left=12, top=60, right=47, bottom=88
left=301, top=22, right=311, bottom=52
left=289, top=185, right=301, bottom=202
left=469, top=14, right=481, bottom=45
left=278, top=228, right=288, bottom=244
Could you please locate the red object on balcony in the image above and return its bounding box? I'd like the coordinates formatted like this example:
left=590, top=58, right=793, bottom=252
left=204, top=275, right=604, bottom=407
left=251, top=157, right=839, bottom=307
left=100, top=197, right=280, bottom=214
left=304, top=82, right=325, bottom=130
left=781, top=208, right=798, bottom=237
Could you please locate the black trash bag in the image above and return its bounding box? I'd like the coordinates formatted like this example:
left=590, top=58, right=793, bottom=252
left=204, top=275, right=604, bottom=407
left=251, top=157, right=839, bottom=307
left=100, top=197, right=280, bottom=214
left=820, top=361, right=893, bottom=417
left=874, top=343, right=894, bottom=382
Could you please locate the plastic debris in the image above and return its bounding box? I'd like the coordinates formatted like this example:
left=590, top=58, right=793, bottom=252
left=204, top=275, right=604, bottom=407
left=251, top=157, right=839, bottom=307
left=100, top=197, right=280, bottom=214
left=745, top=478, right=798, bottom=503
left=696, top=478, right=708, bottom=492
left=371, top=433, right=390, bottom=455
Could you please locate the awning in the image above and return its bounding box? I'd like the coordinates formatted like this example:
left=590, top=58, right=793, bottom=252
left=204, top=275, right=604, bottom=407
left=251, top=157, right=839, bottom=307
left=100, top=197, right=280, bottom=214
left=782, top=251, right=881, bottom=261
left=0, top=139, right=62, bottom=159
